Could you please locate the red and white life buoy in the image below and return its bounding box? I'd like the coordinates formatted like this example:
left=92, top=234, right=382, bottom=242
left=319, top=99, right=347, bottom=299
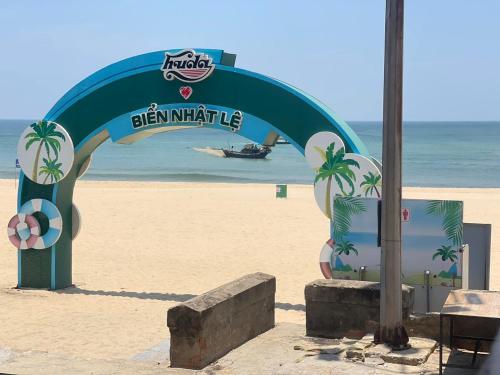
left=7, top=214, right=40, bottom=249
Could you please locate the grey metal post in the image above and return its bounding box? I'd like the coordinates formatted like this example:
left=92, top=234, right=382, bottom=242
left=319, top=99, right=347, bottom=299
left=359, top=266, right=367, bottom=281
left=377, top=0, right=409, bottom=348
left=425, top=270, right=431, bottom=313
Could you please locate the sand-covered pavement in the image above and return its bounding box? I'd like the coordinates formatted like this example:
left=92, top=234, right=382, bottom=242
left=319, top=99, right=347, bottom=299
left=0, top=180, right=498, bottom=366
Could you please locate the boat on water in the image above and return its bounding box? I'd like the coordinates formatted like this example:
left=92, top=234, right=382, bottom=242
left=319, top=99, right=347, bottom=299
left=276, top=136, right=290, bottom=145
left=222, top=144, right=272, bottom=159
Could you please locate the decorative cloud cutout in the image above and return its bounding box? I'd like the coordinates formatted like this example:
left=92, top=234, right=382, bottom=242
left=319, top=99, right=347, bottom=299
left=305, top=131, right=382, bottom=219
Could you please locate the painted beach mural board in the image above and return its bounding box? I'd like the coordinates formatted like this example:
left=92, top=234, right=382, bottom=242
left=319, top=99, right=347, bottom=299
left=329, top=197, right=464, bottom=288
left=329, top=197, right=380, bottom=281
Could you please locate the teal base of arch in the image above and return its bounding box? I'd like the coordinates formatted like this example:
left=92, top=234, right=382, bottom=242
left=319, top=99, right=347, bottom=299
left=16, top=48, right=371, bottom=289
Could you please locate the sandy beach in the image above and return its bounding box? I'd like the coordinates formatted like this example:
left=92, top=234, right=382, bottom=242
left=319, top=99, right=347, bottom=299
left=0, top=179, right=498, bottom=364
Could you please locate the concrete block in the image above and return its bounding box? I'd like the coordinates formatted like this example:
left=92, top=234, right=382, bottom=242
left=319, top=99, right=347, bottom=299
left=167, top=272, right=275, bottom=369
left=305, top=279, right=414, bottom=338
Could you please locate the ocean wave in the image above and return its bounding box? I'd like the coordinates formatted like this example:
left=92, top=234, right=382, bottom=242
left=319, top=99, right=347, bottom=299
left=192, top=147, right=225, bottom=157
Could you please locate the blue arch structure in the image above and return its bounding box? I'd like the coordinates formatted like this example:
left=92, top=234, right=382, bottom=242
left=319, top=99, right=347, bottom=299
left=17, top=48, right=370, bottom=289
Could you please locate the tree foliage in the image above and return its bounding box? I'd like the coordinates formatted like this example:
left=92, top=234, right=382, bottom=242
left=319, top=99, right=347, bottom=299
left=332, top=195, right=367, bottom=241
left=335, top=239, right=359, bottom=256
left=360, top=172, right=381, bottom=198
left=38, top=158, right=64, bottom=184
left=432, top=245, right=458, bottom=262
left=314, top=143, right=360, bottom=196
left=425, top=200, right=463, bottom=246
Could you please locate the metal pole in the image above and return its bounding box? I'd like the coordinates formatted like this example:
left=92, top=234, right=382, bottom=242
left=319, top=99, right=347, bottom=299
left=378, top=0, right=409, bottom=349
left=439, top=316, right=443, bottom=374
left=425, top=270, right=431, bottom=313
left=359, top=266, right=367, bottom=281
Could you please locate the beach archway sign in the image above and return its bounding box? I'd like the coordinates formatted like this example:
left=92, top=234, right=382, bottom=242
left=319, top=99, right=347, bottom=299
left=11, top=48, right=376, bottom=289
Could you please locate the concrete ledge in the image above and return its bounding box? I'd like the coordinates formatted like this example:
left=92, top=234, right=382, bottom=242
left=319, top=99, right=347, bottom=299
left=305, top=279, right=414, bottom=338
left=167, top=272, right=275, bottom=369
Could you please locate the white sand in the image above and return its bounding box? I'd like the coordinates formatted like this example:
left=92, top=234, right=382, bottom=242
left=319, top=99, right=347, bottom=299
left=0, top=180, right=498, bottom=361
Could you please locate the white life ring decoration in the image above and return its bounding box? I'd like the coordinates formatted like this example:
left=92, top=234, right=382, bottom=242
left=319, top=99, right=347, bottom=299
left=17, top=120, right=74, bottom=185
left=319, top=239, right=335, bottom=279
left=19, top=199, right=63, bottom=249
left=7, top=214, right=40, bottom=249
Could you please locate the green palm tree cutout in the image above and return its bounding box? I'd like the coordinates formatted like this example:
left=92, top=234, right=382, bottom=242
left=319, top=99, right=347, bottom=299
left=335, top=239, right=359, bottom=256
left=360, top=172, right=381, bottom=198
left=425, top=200, right=463, bottom=246
left=24, top=120, right=66, bottom=182
left=314, top=142, right=360, bottom=218
left=332, top=195, right=367, bottom=241
left=433, top=245, right=459, bottom=287
left=38, top=158, right=64, bottom=184
left=432, top=245, right=458, bottom=262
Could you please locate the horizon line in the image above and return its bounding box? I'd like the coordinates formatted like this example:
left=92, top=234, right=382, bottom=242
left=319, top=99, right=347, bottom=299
left=1, top=118, right=499, bottom=123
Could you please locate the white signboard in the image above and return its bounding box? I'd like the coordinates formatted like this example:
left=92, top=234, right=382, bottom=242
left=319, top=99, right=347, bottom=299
left=17, top=121, right=74, bottom=185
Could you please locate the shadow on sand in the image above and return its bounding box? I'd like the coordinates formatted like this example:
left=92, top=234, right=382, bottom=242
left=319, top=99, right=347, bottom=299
left=55, top=287, right=306, bottom=311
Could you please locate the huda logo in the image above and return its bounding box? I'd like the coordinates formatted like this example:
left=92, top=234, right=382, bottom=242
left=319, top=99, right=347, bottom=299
left=161, top=49, right=215, bottom=83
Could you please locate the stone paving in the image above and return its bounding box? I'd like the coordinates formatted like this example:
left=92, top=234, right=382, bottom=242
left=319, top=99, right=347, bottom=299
left=343, top=335, right=437, bottom=366
left=0, top=323, right=484, bottom=374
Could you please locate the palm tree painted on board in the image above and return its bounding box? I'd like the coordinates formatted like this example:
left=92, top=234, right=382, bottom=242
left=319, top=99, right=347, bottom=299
left=333, top=239, right=358, bottom=273
left=335, top=239, right=359, bottom=256
left=426, top=200, right=463, bottom=287
left=330, top=196, right=366, bottom=273
left=314, top=143, right=360, bottom=218
left=38, top=158, right=64, bottom=184
left=332, top=195, right=367, bottom=240
left=433, top=245, right=459, bottom=287
left=360, top=172, right=381, bottom=198
left=24, top=120, right=66, bottom=182
left=433, top=245, right=458, bottom=262
left=425, top=200, right=463, bottom=247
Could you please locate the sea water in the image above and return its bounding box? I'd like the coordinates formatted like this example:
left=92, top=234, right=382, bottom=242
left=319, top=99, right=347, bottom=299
left=1, top=119, right=499, bottom=187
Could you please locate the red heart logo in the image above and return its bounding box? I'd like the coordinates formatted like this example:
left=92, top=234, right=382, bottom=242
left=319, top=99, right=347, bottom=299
left=179, top=86, right=193, bottom=100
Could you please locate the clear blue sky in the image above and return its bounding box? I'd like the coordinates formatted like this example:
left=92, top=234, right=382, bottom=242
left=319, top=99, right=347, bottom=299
left=1, top=0, right=499, bottom=121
